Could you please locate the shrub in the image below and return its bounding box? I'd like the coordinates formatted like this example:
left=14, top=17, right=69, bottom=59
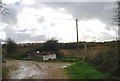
left=6, top=52, right=27, bottom=60
left=5, top=38, right=17, bottom=55
left=89, top=42, right=119, bottom=77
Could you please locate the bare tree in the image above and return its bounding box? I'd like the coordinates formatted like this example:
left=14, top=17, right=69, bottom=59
left=113, top=1, right=120, bottom=40
left=113, top=1, right=120, bottom=24
left=0, top=0, right=9, bottom=15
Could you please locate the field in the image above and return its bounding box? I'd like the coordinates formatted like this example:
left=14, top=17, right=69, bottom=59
left=2, top=41, right=120, bottom=79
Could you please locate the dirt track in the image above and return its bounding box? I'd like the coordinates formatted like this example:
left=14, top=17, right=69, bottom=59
left=5, top=60, right=71, bottom=79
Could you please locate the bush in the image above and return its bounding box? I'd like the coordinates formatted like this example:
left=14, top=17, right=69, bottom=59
left=89, top=42, right=119, bottom=77
left=6, top=38, right=17, bottom=55
left=33, top=39, right=64, bottom=59
left=56, top=52, right=64, bottom=59
left=6, top=52, right=27, bottom=60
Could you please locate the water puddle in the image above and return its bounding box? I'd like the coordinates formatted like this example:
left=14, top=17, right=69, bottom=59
left=7, top=60, right=71, bottom=79
left=9, top=61, right=48, bottom=79
left=61, top=64, right=71, bottom=68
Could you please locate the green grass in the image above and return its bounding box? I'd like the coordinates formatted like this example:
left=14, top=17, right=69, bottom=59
left=65, top=62, right=106, bottom=79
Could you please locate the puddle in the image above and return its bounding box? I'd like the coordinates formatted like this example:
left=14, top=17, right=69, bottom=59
left=7, top=60, right=71, bottom=79
left=61, top=64, right=71, bottom=68
left=9, top=61, right=48, bottom=79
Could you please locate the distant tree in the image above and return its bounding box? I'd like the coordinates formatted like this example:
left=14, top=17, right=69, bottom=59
left=42, top=39, right=59, bottom=52
left=40, top=39, right=63, bottom=58
left=46, top=39, right=64, bottom=58
left=6, top=38, right=17, bottom=56
left=0, top=1, right=9, bottom=15
left=113, top=1, right=120, bottom=77
left=113, top=1, right=120, bottom=24
left=113, top=1, right=120, bottom=40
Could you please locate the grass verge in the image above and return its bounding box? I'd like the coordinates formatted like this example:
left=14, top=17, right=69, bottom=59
left=2, top=66, right=9, bottom=79
left=65, top=62, right=107, bottom=79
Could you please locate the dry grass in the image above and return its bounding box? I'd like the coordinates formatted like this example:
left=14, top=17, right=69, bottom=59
left=60, top=45, right=107, bottom=60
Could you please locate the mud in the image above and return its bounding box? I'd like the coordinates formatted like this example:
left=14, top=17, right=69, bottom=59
left=5, top=60, right=71, bottom=79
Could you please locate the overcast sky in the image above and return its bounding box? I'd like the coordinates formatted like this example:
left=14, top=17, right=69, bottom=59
left=0, top=0, right=118, bottom=43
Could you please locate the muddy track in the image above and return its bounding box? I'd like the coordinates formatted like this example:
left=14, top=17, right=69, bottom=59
left=5, top=60, right=71, bottom=79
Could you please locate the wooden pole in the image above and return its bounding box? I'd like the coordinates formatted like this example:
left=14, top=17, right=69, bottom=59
left=0, top=41, right=2, bottom=81
left=76, top=19, right=79, bottom=51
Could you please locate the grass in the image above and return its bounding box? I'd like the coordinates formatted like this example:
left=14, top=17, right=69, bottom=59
left=2, top=59, right=19, bottom=79
left=2, top=64, right=18, bottom=79
left=30, top=57, right=81, bottom=63
left=8, top=65, right=18, bottom=71
left=65, top=62, right=106, bottom=79
left=2, top=66, right=9, bottom=79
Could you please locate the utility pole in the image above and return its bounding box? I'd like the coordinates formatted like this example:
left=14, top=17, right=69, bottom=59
left=76, top=19, right=79, bottom=51
left=0, top=40, right=2, bottom=81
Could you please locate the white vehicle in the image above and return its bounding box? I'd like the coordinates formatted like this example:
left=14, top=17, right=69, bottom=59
left=42, top=54, right=56, bottom=61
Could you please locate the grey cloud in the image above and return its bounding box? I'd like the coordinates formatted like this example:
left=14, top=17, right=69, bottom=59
left=4, top=25, right=46, bottom=42
left=14, top=32, right=31, bottom=42
left=15, top=33, right=46, bottom=42
left=54, top=3, right=111, bottom=18
left=1, top=2, right=30, bottom=25
left=37, top=17, right=45, bottom=23
left=19, top=29, right=27, bottom=32
left=50, top=22, right=55, bottom=27
left=42, top=2, right=119, bottom=40
left=17, top=28, right=37, bottom=33
left=43, top=26, right=48, bottom=29
left=28, top=2, right=44, bottom=9
left=3, top=25, right=16, bottom=38
left=1, top=1, right=117, bottom=42
left=41, top=2, right=115, bottom=29
left=1, top=1, right=47, bottom=43
left=30, top=35, right=46, bottom=41
left=100, top=32, right=116, bottom=41
left=1, top=4, right=18, bottom=25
